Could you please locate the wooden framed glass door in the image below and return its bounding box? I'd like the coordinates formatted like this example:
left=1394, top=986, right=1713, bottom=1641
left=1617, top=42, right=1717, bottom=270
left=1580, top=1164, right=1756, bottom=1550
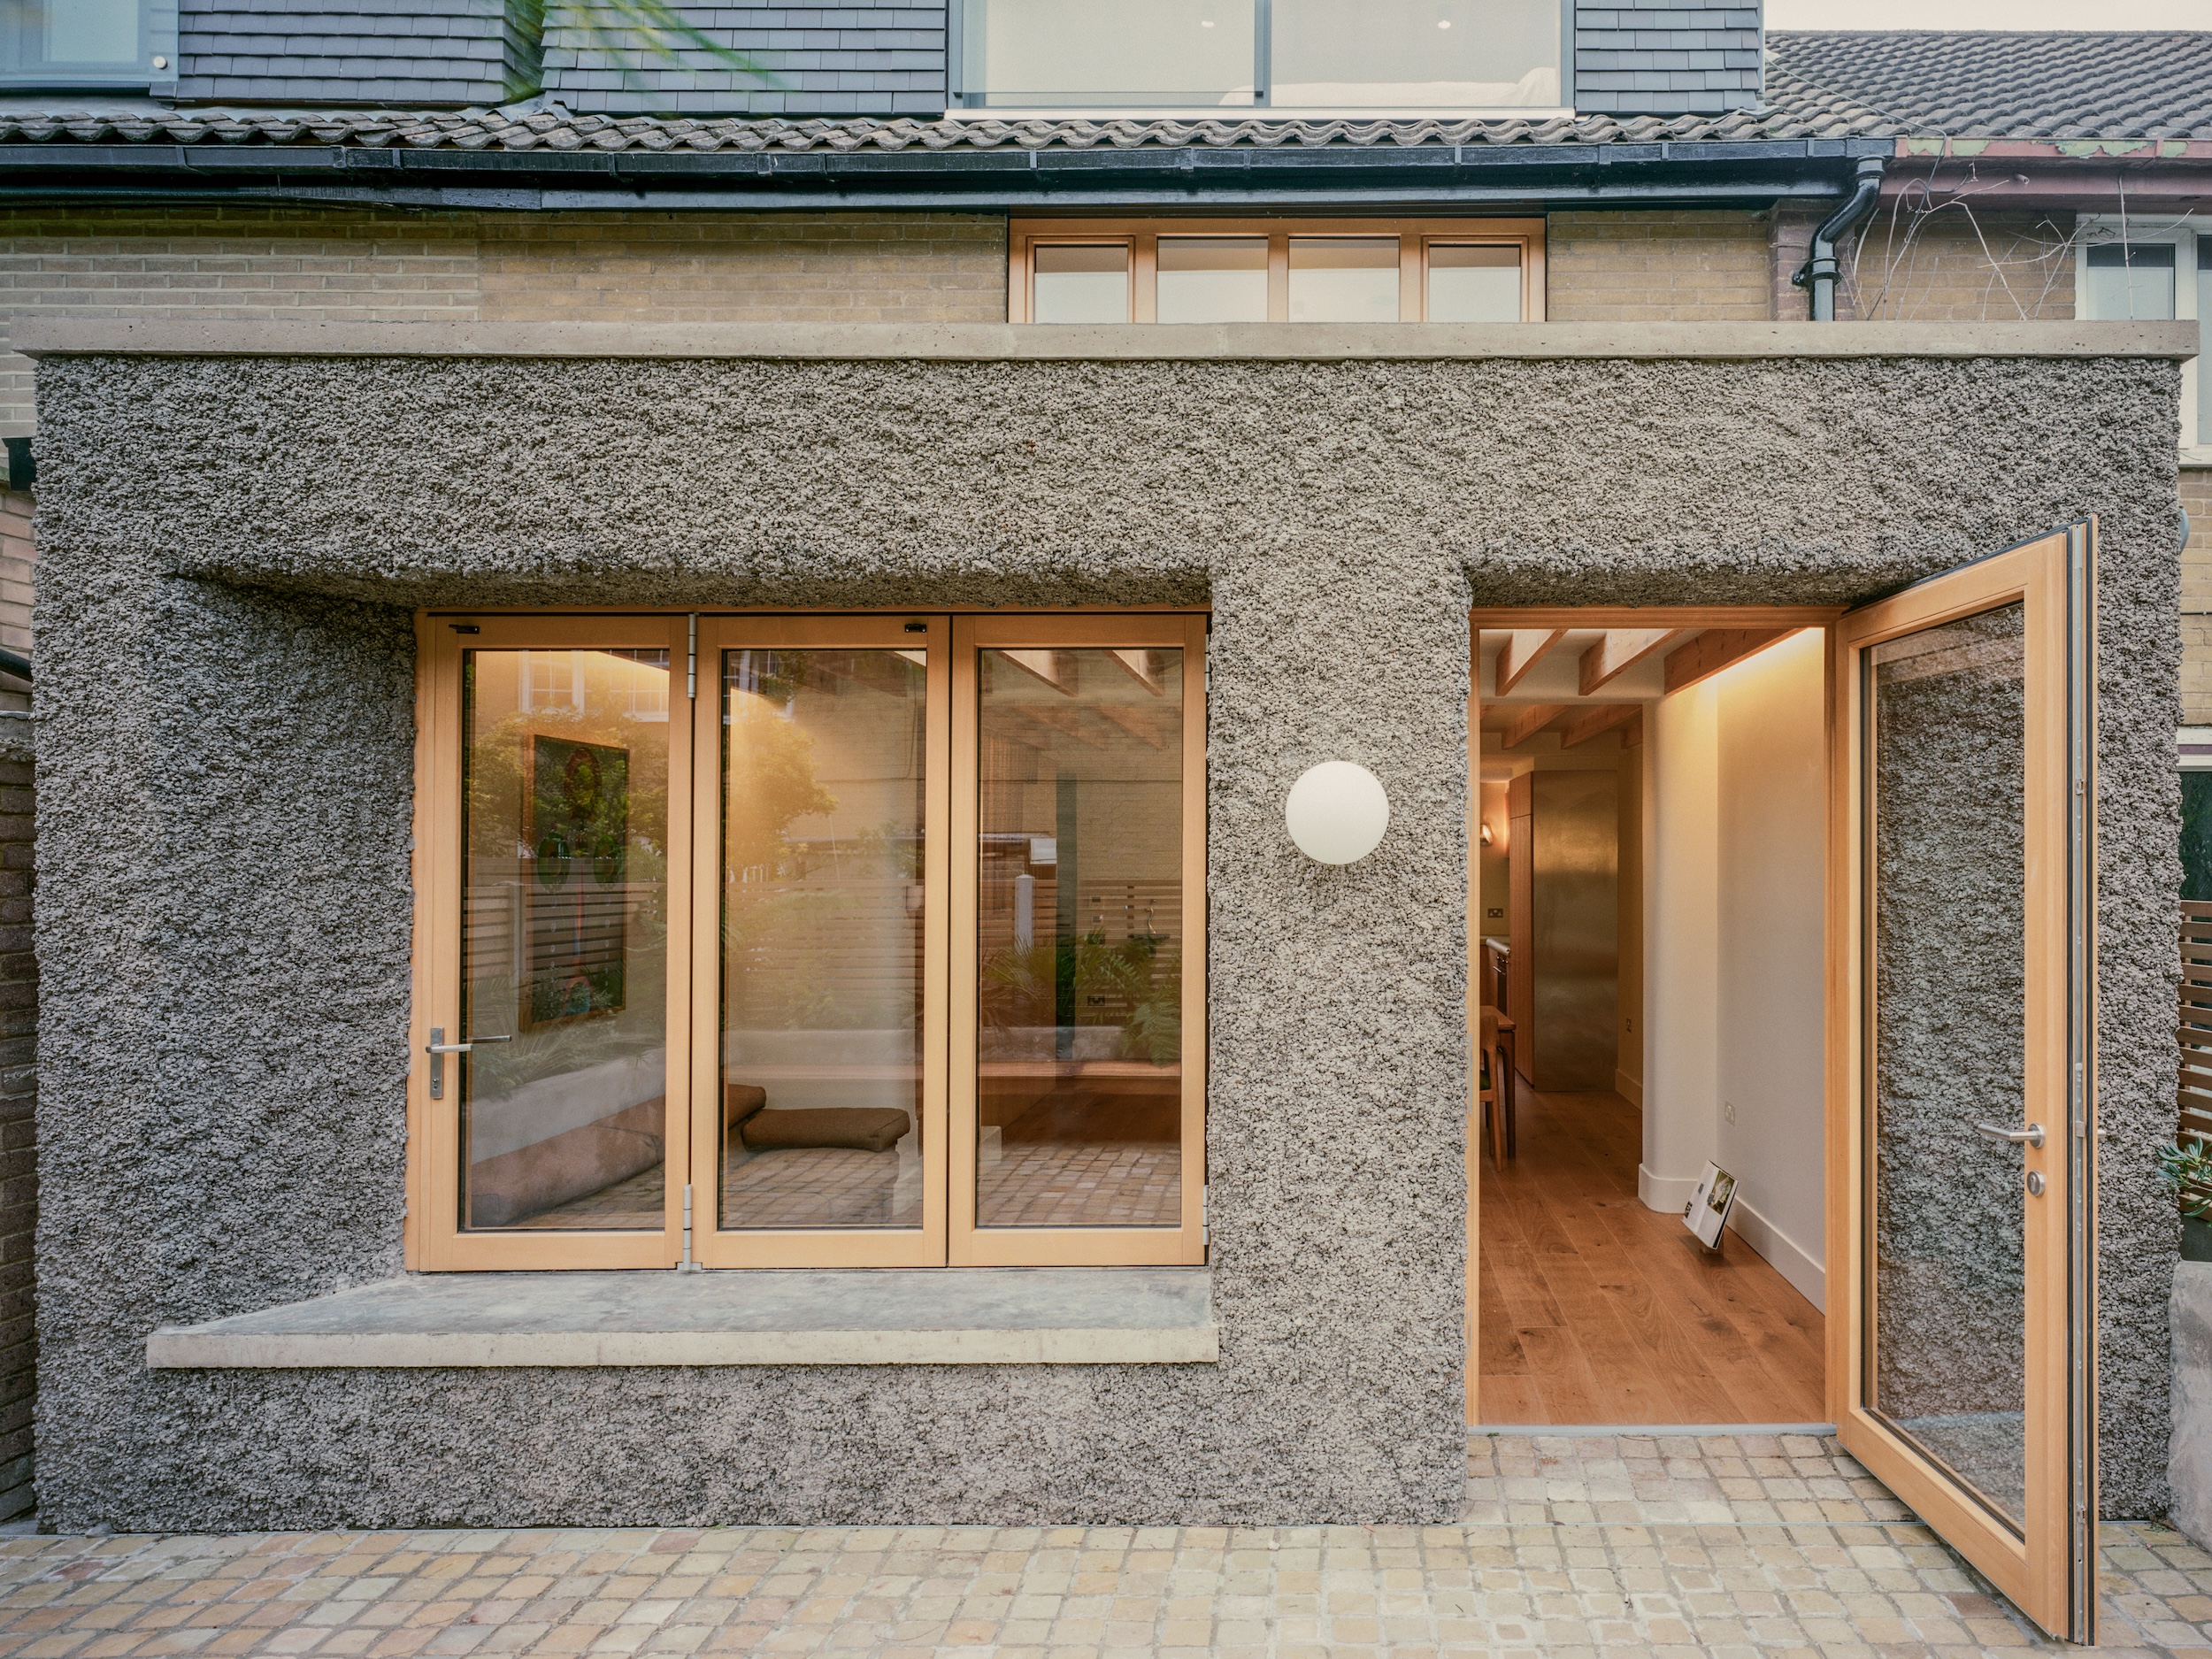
left=687, top=616, right=953, bottom=1268
left=413, top=609, right=1207, bottom=1272
left=949, top=614, right=1209, bottom=1266
left=1828, top=525, right=2097, bottom=1641
left=411, top=614, right=695, bottom=1270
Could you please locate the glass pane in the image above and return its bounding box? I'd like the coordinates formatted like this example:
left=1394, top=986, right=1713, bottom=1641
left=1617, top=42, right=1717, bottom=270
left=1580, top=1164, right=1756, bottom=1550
left=46, top=0, right=138, bottom=63
left=975, top=647, right=1185, bottom=1228
left=2185, top=771, right=2212, bottom=902
left=959, top=0, right=1257, bottom=108
left=2198, top=240, right=2210, bottom=445
left=1428, top=244, right=1521, bottom=322
left=1157, top=238, right=1267, bottom=325
left=1270, top=0, right=1561, bottom=107
left=461, top=649, right=672, bottom=1232
left=1034, top=244, right=1130, bottom=325
left=1288, top=237, right=1399, bottom=323
left=1866, top=601, right=2029, bottom=1526
left=720, top=649, right=928, bottom=1230
left=2081, top=242, right=2176, bottom=320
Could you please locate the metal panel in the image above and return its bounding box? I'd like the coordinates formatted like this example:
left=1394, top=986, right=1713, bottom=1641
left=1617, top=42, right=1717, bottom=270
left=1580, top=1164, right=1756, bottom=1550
left=1530, top=769, right=1618, bottom=1090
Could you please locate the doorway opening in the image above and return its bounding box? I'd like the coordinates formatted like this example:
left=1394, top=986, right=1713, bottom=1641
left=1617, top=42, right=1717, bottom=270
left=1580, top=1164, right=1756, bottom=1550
left=1469, top=616, right=1832, bottom=1427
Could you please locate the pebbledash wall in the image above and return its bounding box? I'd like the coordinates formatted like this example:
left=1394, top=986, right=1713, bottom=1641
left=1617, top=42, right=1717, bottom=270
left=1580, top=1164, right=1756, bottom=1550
left=22, top=320, right=2192, bottom=1532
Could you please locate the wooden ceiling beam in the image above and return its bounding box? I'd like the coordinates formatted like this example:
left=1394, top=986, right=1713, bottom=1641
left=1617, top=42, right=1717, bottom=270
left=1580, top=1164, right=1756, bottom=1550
left=1579, top=628, right=1685, bottom=695
left=1494, top=628, right=1569, bottom=696
left=1558, top=703, right=1642, bottom=749
left=1663, top=627, right=1793, bottom=695
left=1498, top=703, right=1565, bottom=749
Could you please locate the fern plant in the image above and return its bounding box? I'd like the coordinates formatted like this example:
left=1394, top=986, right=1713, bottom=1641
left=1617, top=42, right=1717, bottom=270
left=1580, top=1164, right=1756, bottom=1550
left=2157, top=1136, right=2212, bottom=1221
left=509, top=0, right=786, bottom=104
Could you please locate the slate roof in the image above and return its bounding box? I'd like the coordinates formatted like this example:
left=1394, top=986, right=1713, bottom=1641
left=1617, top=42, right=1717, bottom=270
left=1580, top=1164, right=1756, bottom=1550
left=1765, top=30, right=2212, bottom=142
left=0, top=102, right=1886, bottom=155
left=0, top=29, right=2201, bottom=153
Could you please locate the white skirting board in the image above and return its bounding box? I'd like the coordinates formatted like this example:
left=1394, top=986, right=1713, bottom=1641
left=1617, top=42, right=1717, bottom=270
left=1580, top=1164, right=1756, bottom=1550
left=1636, top=1170, right=1825, bottom=1313
left=1724, top=1196, right=1826, bottom=1313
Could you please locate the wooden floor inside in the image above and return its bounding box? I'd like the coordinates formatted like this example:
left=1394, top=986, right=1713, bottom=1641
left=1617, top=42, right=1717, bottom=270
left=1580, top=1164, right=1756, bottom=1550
left=1476, top=1079, right=1826, bottom=1425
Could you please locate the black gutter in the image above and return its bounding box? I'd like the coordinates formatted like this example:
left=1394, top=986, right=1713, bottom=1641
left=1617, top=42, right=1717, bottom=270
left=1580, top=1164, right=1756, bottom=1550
left=0, top=649, right=27, bottom=684
left=0, top=135, right=1895, bottom=212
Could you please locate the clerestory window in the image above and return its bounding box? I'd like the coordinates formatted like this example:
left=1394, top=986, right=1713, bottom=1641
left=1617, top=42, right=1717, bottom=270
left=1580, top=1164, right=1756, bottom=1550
left=1012, top=218, right=1545, bottom=324
left=953, top=0, right=1569, bottom=113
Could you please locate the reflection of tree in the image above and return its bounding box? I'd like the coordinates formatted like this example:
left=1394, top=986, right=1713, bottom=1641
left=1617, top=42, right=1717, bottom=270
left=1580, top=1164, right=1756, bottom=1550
left=723, top=821, right=918, bottom=1033
left=979, top=934, right=1181, bottom=1065
left=726, top=689, right=837, bottom=876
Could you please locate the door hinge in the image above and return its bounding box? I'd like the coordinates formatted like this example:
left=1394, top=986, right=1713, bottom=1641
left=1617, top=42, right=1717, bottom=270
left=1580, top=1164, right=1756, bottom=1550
left=679, top=1181, right=703, bottom=1271
left=687, top=613, right=698, bottom=701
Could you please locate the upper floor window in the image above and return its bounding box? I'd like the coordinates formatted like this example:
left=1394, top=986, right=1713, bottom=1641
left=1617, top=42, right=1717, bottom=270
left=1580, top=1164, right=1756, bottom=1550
left=955, top=0, right=1566, bottom=113
left=1012, top=218, right=1545, bottom=324
left=1, top=0, right=172, bottom=88
left=2078, top=227, right=2210, bottom=456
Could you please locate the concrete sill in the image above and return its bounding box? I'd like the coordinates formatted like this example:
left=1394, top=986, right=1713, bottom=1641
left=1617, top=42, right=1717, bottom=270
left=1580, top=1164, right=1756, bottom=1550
left=146, top=1267, right=1217, bottom=1369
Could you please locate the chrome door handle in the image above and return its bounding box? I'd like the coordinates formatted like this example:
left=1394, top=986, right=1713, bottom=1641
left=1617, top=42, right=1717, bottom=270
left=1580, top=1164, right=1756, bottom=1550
left=426, top=1026, right=509, bottom=1100
left=1974, top=1121, right=2045, bottom=1149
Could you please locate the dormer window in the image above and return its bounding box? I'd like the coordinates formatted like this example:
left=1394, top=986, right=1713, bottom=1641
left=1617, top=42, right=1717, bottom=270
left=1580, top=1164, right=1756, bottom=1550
left=0, top=0, right=173, bottom=88
left=953, top=0, right=1567, bottom=114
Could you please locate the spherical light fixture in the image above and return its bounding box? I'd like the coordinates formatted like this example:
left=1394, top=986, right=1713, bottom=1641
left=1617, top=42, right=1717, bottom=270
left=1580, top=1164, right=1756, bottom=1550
left=1285, top=761, right=1390, bottom=865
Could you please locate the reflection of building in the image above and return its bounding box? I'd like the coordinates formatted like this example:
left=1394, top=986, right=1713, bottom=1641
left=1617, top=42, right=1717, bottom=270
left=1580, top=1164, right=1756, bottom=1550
left=3, top=5, right=2199, bottom=1625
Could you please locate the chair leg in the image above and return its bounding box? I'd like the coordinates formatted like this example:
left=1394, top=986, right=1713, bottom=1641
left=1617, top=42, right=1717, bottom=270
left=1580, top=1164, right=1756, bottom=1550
left=1486, top=1082, right=1506, bottom=1169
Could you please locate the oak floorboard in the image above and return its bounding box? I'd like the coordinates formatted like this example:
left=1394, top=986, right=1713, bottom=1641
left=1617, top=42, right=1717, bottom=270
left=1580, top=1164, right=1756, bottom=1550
left=1475, top=1079, right=1825, bottom=1425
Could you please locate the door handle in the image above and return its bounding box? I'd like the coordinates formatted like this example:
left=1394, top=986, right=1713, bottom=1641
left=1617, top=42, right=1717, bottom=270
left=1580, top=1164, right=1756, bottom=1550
left=1974, top=1120, right=2046, bottom=1149
left=425, top=1026, right=510, bottom=1101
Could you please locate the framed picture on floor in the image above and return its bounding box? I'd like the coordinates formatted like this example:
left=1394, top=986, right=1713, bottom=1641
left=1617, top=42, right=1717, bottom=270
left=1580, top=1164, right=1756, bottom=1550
left=1684, top=1162, right=1738, bottom=1248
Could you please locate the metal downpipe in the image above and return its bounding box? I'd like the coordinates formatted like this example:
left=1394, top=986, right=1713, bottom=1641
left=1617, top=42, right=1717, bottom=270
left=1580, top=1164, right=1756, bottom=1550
left=1793, top=156, right=1886, bottom=321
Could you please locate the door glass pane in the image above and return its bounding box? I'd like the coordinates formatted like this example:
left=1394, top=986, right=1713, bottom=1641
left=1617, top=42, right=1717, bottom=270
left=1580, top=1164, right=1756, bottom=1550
left=461, top=649, right=672, bottom=1231
left=1288, top=237, right=1399, bottom=323
left=1428, top=244, right=1521, bottom=322
left=958, top=0, right=1257, bottom=108
left=976, top=647, right=1185, bottom=1228
left=720, top=649, right=927, bottom=1231
left=1034, top=244, right=1130, bottom=324
left=1157, top=238, right=1267, bottom=324
left=2081, top=242, right=2176, bottom=320
left=1866, top=601, right=2029, bottom=1526
left=1270, top=0, right=1562, bottom=107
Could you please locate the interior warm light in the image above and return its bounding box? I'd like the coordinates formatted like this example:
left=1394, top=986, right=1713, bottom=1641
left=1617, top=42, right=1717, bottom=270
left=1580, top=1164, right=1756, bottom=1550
left=1479, top=821, right=1494, bottom=847
left=1286, top=762, right=1390, bottom=865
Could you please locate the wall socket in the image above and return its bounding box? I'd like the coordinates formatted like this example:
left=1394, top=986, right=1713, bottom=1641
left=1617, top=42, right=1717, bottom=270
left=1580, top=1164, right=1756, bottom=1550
left=1486, top=907, right=1504, bottom=919
left=1722, top=1099, right=1737, bottom=1125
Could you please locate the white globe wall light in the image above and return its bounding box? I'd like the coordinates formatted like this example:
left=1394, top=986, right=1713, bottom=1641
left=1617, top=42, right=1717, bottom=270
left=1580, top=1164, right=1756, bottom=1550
left=1285, top=762, right=1391, bottom=865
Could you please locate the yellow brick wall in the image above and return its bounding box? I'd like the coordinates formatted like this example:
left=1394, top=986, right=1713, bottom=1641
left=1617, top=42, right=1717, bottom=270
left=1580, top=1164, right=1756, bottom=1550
left=1845, top=207, right=2077, bottom=323
left=2185, top=467, right=2212, bottom=728
left=1542, top=210, right=1772, bottom=322
left=0, top=206, right=1010, bottom=426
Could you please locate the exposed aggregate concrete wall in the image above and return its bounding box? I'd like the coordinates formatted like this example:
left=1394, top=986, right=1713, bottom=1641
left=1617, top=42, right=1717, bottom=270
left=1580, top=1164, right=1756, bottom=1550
left=29, top=347, right=2183, bottom=1530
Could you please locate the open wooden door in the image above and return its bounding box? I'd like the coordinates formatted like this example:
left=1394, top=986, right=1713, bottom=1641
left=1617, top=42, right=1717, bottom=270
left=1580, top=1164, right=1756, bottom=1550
left=1828, top=525, right=2098, bottom=1641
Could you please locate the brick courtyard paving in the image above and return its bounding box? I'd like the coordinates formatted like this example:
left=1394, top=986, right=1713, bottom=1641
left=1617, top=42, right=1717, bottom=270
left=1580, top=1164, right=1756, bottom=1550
left=0, top=1436, right=2200, bottom=1658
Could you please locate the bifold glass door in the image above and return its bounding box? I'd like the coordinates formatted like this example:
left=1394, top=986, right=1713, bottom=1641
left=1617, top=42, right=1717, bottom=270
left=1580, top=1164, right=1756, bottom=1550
left=412, top=612, right=1207, bottom=1271
left=1832, top=526, right=2096, bottom=1642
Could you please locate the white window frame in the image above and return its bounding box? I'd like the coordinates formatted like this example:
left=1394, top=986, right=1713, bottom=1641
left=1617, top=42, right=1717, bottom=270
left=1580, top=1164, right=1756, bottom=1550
left=2075, top=214, right=2210, bottom=465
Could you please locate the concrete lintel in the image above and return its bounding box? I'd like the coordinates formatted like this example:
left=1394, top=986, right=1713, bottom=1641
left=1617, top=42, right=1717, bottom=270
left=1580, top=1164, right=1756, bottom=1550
left=13, top=319, right=2200, bottom=363
left=145, top=1266, right=1219, bottom=1369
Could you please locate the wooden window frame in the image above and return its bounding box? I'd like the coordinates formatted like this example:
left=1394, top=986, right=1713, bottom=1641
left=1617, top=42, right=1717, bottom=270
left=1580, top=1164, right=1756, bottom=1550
left=1010, top=217, right=1547, bottom=325
left=949, top=613, right=1210, bottom=1266
left=409, top=609, right=1208, bottom=1272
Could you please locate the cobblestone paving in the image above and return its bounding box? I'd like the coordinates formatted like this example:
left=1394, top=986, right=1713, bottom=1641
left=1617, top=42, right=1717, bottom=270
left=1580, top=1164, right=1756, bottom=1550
left=0, top=1436, right=2201, bottom=1658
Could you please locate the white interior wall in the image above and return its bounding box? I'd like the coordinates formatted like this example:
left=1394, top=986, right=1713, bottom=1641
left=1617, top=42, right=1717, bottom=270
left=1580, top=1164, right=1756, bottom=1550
left=1641, top=679, right=1718, bottom=1213
left=1638, top=629, right=1828, bottom=1310
left=1713, top=630, right=1829, bottom=1310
